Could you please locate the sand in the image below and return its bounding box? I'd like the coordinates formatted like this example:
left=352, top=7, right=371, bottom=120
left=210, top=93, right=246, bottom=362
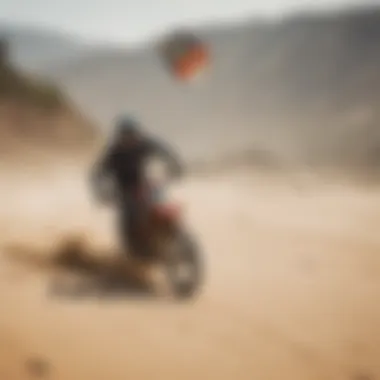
left=0, top=166, right=379, bottom=380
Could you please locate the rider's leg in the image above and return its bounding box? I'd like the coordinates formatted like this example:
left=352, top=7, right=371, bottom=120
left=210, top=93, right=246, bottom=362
left=117, top=191, right=141, bottom=255
left=117, top=200, right=132, bottom=255
left=118, top=186, right=152, bottom=259
left=119, top=193, right=147, bottom=258
left=133, top=196, right=152, bottom=259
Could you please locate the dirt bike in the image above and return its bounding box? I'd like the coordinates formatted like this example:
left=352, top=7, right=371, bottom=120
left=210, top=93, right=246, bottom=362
left=121, top=181, right=203, bottom=300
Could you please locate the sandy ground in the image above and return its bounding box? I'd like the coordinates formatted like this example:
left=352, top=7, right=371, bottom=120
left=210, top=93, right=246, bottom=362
left=0, top=166, right=380, bottom=380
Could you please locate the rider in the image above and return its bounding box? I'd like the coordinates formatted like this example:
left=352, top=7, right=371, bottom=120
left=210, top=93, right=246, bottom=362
left=91, top=114, right=184, bottom=258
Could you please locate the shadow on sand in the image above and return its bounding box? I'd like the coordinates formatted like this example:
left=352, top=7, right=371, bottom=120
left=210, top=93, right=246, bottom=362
left=4, top=236, right=166, bottom=301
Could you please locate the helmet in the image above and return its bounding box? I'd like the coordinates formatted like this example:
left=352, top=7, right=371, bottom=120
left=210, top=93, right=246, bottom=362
left=115, top=114, right=142, bottom=138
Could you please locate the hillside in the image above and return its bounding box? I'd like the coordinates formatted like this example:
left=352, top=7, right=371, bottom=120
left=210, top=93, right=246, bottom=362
left=0, top=44, right=98, bottom=165
left=36, top=6, right=380, bottom=179
left=0, top=23, right=90, bottom=72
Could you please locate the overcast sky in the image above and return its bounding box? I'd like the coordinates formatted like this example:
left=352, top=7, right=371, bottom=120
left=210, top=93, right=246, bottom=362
left=0, top=0, right=378, bottom=44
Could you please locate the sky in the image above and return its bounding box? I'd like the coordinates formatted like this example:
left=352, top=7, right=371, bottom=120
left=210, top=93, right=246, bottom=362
left=0, top=0, right=379, bottom=44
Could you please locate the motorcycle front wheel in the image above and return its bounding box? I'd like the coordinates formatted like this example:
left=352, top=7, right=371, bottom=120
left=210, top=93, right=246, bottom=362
left=163, top=229, right=203, bottom=300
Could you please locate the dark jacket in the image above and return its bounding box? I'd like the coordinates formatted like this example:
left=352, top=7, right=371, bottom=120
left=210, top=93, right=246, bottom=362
left=92, top=136, right=183, bottom=199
